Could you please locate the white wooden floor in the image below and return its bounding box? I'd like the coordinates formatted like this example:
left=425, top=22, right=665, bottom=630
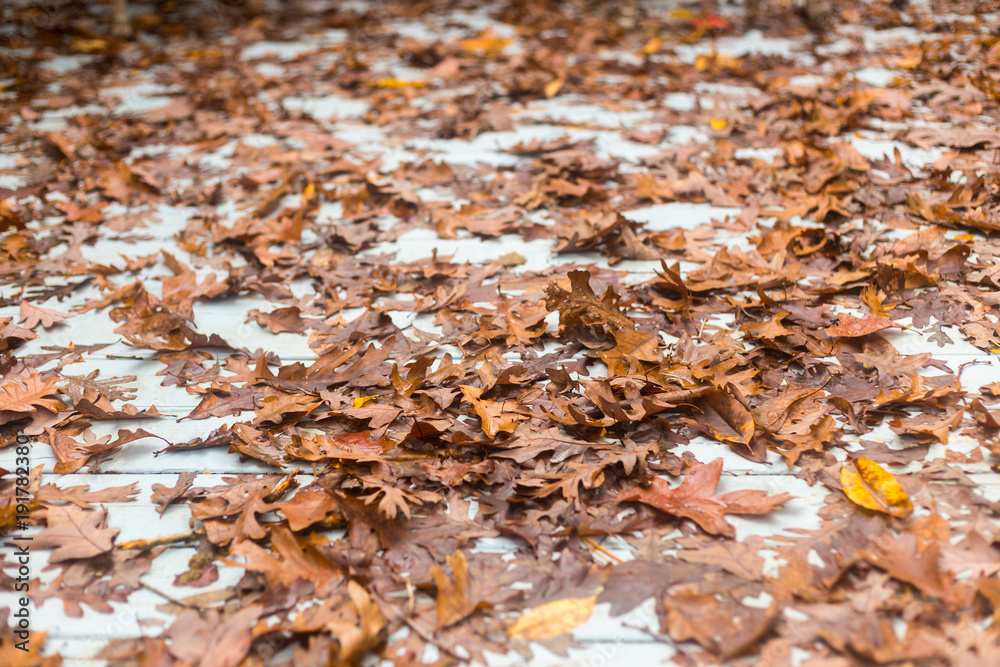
left=2, top=0, right=999, bottom=664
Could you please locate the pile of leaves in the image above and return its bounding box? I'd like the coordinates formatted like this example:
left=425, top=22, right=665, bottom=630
left=4, top=0, right=1000, bottom=664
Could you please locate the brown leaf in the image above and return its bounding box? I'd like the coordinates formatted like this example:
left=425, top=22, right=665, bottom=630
left=0, top=375, right=63, bottom=413
left=151, top=472, right=197, bottom=514
left=676, top=535, right=766, bottom=580
left=165, top=605, right=262, bottom=667
left=544, top=269, right=635, bottom=333
left=35, top=505, right=119, bottom=562
left=617, top=458, right=791, bottom=537
left=889, top=407, right=964, bottom=444
left=663, top=589, right=776, bottom=657
left=431, top=550, right=481, bottom=629
left=684, top=389, right=763, bottom=461
left=18, top=301, right=70, bottom=329
left=459, top=385, right=526, bottom=439
left=34, top=482, right=139, bottom=509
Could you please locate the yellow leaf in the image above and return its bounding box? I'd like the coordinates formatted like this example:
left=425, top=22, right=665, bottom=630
left=544, top=78, right=564, bottom=99
left=508, top=590, right=600, bottom=641
left=710, top=118, right=727, bottom=130
left=641, top=36, right=662, bottom=56
left=695, top=52, right=742, bottom=72
left=375, top=79, right=427, bottom=89
left=70, top=38, right=108, bottom=54
left=301, top=182, right=316, bottom=206
left=841, top=457, right=913, bottom=518
left=353, top=395, right=377, bottom=408
left=459, top=28, right=513, bottom=54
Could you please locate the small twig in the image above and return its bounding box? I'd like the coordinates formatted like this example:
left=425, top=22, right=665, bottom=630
left=118, top=528, right=205, bottom=550
left=622, top=621, right=672, bottom=645
left=582, top=536, right=623, bottom=563
left=958, top=359, right=991, bottom=380
left=140, top=580, right=192, bottom=607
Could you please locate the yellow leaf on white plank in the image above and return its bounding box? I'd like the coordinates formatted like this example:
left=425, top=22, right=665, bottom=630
left=508, top=589, right=600, bottom=641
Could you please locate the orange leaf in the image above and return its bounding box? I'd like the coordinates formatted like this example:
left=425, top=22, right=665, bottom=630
left=825, top=313, right=904, bottom=337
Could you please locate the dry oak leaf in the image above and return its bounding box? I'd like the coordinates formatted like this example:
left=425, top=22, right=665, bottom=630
left=35, top=505, right=119, bottom=562
left=459, top=385, right=526, bottom=439
left=544, top=269, right=635, bottom=333
left=598, top=329, right=660, bottom=376
left=663, top=589, right=776, bottom=658
left=824, top=313, right=904, bottom=337
left=151, top=472, right=197, bottom=514
left=675, top=535, right=766, bottom=580
left=617, top=458, right=791, bottom=537
left=508, top=589, right=600, bottom=641
left=273, top=484, right=343, bottom=531
left=225, top=525, right=341, bottom=597
left=841, top=457, right=913, bottom=518
left=166, top=604, right=262, bottom=667
left=18, top=300, right=70, bottom=329
left=889, top=407, right=964, bottom=444
left=0, top=375, right=63, bottom=413
left=863, top=515, right=969, bottom=609
left=431, top=550, right=491, bottom=629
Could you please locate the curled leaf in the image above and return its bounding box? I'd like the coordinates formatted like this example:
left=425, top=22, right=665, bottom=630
left=685, top=389, right=763, bottom=461
left=841, top=457, right=913, bottom=518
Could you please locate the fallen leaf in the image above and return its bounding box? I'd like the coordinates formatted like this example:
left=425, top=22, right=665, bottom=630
left=618, top=458, right=791, bottom=537
left=35, top=505, right=119, bottom=562
left=841, top=457, right=914, bottom=518
left=508, top=590, right=599, bottom=641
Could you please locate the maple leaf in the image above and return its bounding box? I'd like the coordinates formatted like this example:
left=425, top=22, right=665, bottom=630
left=617, top=458, right=791, bottom=537
left=35, top=505, right=119, bottom=562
